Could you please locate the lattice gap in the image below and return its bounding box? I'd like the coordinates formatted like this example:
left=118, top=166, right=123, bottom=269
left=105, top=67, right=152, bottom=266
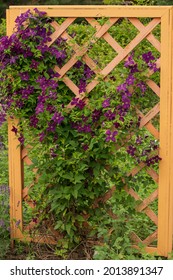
left=108, top=18, right=140, bottom=48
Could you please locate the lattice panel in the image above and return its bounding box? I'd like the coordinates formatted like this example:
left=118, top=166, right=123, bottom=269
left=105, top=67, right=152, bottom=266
left=20, top=15, right=160, bottom=247
left=8, top=6, right=173, bottom=257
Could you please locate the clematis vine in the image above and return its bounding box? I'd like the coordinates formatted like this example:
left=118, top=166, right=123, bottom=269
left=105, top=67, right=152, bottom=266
left=0, top=9, right=161, bottom=241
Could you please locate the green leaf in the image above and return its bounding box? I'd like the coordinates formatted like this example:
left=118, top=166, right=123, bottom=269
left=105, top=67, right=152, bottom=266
left=65, top=224, right=71, bottom=236
left=44, top=72, right=50, bottom=79
left=74, top=174, right=85, bottom=184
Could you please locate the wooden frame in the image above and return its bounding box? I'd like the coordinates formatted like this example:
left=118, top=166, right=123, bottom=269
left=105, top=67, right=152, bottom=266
left=6, top=5, right=173, bottom=257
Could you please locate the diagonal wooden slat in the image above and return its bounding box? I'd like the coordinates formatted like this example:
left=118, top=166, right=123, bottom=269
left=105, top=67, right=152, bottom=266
left=85, top=17, right=140, bottom=74
left=147, top=58, right=160, bottom=76
left=86, top=17, right=124, bottom=53
left=139, top=103, right=160, bottom=128
left=91, top=17, right=119, bottom=39
left=142, top=230, right=158, bottom=246
left=128, top=162, right=146, bottom=177
left=50, top=20, right=101, bottom=75
left=124, top=186, right=158, bottom=226
left=143, top=207, right=158, bottom=226
left=137, top=189, right=158, bottom=212
left=136, top=109, right=159, bottom=139
left=23, top=186, right=29, bottom=199
left=54, top=65, right=80, bottom=96
left=146, top=169, right=159, bottom=184
left=129, top=18, right=161, bottom=52
left=146, top=80, right=160, bottom=98
left=51, top=17, right=160, bottom=96
left=131, top=232, right=143, bottom=244
left=87, top=18, right=161, bottom=105
left=48, top=17, right=76, bottom=46
left=54, top=18, right=118, bottom=79
left=101, top=18, right=160, bottom=77
left=86, top=18, right=161, bottom=94
left=93, top=186, right=116, bottom=208
left=132, top=230, right=158, bottom=246
left=50, top=21, right=102, bottom=86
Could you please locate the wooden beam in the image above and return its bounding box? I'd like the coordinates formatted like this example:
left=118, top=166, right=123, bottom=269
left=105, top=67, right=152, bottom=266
left=9, top=5, right=168, bottom=18
left=158, top=7, right=173, bottom=257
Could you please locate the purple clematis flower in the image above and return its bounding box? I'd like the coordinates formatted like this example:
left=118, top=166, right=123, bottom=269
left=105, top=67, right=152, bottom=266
left=105, top=130, right=118, bottom=142
left=19, top=72, right=29, bottom=81
left=51, top=112, right=64, bottom=124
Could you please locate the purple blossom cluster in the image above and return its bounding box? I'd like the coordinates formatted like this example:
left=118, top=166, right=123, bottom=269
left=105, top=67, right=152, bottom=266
left=51, top=111, right=64, bottom=125
left=11, top=125, right=18, bottom=134
left=30, top=115, right=39, bottom=128
left=124, top=53, right=139, bottom=74
left=50, top=147, right=57, bottom=158
left=39, top=131, right=45, bottom=142
left=50, top=47, right=67, bottom=65
left=126, top=134, right=161, bottom=167
left=127, top=145, right=136, bottom=157
left=71, top=97, right=86, bottom=110
left=121, top=90, right=131, bottom=112
left=18, top=133, right=25, bottom=145
left=142, top=51, right=155, bottom=63
left=84, top=64, right=94, bottom=79
left=74, top=61, right=94, bottom=93
left=0, top=9, right=69, bottom=146
left=68, top=49, right=160, bottom=157
left=102, top=98, right=110, bottom=108
left=18, top=86, right=35, bottom=100
left=142, top=51, right=159, bottom=73
left=36, top=76, right=58, bottom=92
left=15, top=10, right=33, bottom=28
left=145, top=155, right=161, bottom=166
left=137, top=81, right=147, bottom=93
left=104, top=110, right=116, bottom=121
left=78, top=79, right=87, bottom=93
left=92, top=109, right=102, bottom=122
left=71, top=121, right=92, bottom=133
left=116, top=82, right=132, bottom=118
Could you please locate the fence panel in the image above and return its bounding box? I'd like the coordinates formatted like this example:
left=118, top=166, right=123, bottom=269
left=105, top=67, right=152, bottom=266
left=6, top=5, right=173, bottom=257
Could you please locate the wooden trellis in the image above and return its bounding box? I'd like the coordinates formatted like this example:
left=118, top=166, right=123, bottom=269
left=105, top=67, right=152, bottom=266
left=7, top=5, right=173, bottom=257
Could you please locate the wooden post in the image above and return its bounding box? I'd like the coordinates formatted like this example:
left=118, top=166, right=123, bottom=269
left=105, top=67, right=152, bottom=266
left=7, top=9, right=23, bottom=242
left=157, top=7, right=173, bottom=257
left=8, top=118, right=23, bottom=242
left=171, top=6, right=173, bottom=255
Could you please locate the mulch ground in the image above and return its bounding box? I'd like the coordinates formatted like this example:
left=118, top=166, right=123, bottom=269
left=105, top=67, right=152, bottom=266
left=4, top=240, right=95, bottom=260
